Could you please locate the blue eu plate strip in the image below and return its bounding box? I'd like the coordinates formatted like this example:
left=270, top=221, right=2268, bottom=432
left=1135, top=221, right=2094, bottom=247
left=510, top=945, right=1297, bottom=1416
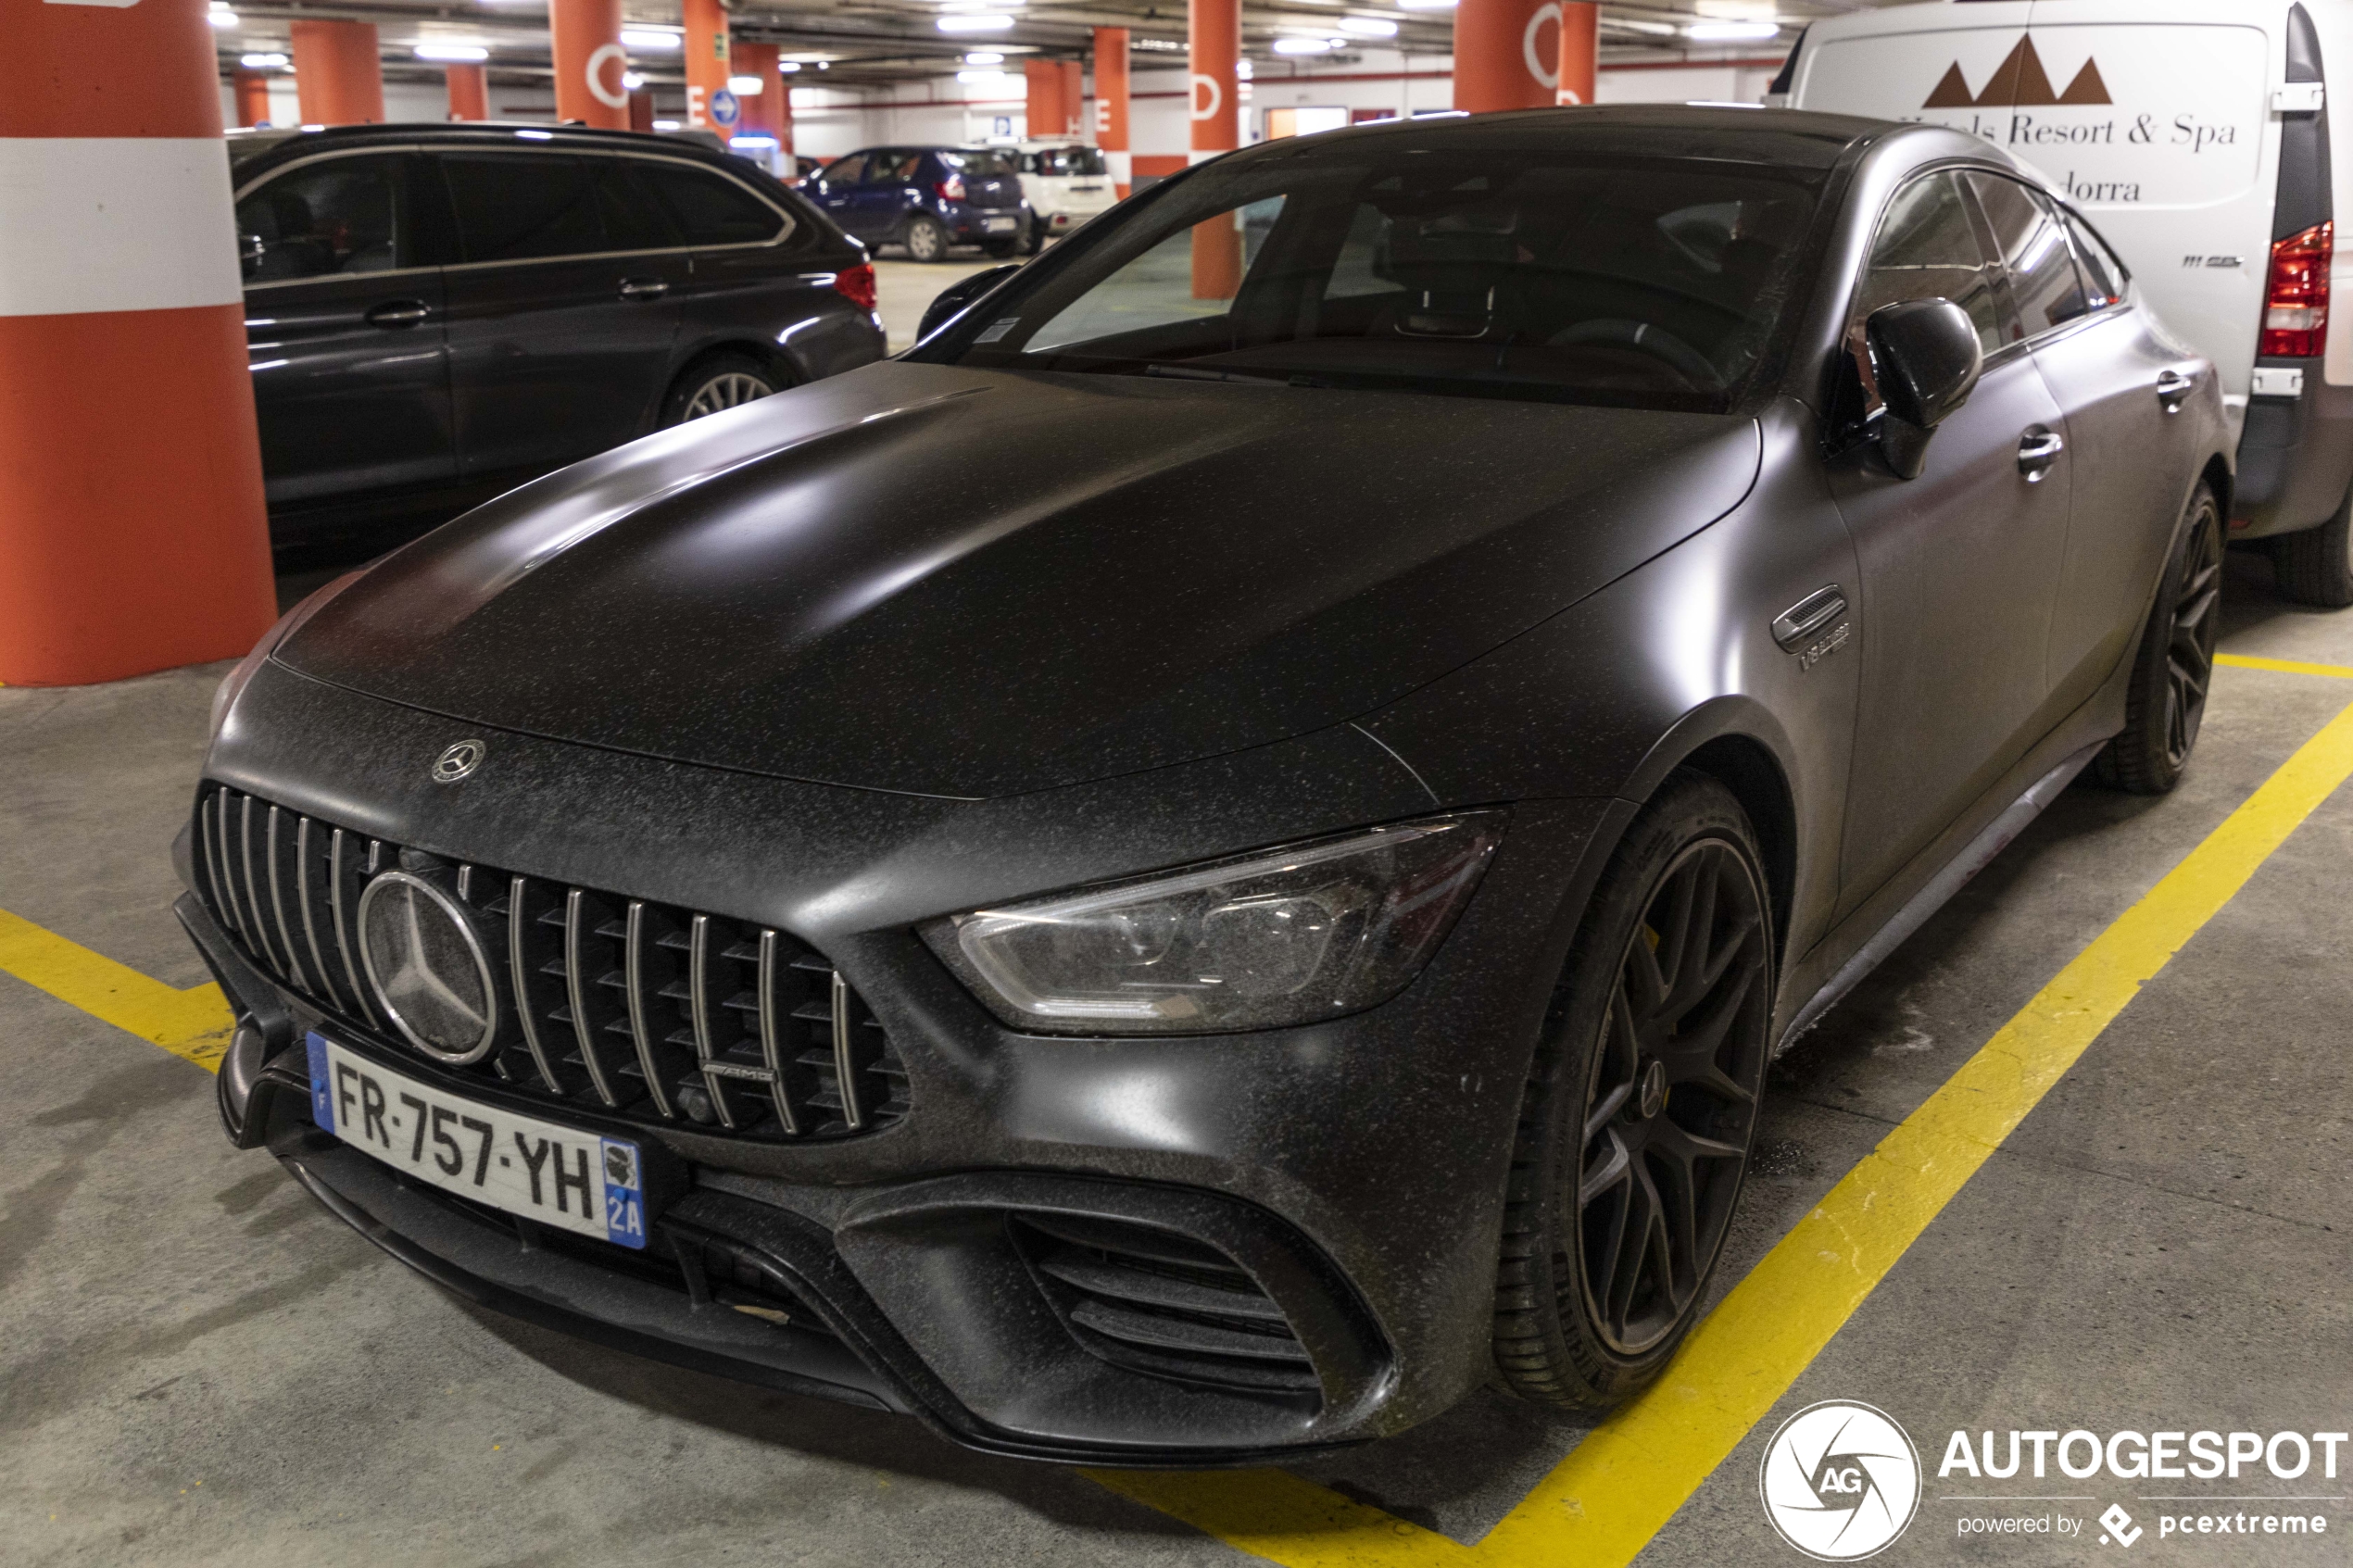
left=600, top=1137, right=648, bottom=1248
left=306, top=1030, right=334, bottom=1132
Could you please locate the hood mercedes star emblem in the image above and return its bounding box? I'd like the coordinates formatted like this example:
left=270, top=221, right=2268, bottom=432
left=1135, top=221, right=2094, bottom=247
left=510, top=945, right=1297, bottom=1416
left=431, top=740, right=485, bottom=784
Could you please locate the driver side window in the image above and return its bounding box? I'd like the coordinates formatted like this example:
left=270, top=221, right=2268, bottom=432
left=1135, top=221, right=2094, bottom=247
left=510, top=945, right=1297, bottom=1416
left=236, top=154, right=406, bottom=283
left=1849, top=170, right=2006, bottom=358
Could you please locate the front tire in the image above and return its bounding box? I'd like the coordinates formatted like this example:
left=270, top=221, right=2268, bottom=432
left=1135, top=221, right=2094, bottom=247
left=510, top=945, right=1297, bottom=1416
left=1492, top=771, right=1773, bottom=1409
left=2094, top=483, right=2221, bottom=794
left=2271, top=488, right=2353, bottom=608
left=903, top=216, right=950, bottom=263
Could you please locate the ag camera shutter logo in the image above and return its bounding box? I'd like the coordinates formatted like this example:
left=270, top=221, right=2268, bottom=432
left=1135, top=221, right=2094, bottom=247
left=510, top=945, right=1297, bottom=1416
left=1760, top=1400, right=1923, bottom=1560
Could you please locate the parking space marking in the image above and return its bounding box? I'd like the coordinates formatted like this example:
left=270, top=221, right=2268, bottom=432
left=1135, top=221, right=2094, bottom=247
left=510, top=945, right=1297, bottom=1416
left=1097, top=696, right=2353, bottom=1567
left=0, top=908, right=232, bottom=1070
left=8, top=698, right=2352, bottom=1565
left=2216, top=652, right=2353, bottom=680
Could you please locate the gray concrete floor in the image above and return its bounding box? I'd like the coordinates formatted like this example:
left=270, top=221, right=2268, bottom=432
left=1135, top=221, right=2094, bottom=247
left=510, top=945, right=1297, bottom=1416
left=3, top=553, right=2347, bottom=1565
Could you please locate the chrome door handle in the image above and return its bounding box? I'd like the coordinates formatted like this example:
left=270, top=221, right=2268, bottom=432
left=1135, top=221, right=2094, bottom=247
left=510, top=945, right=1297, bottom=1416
left=618, top=278, right=670, bottom=301
left=2157, top=369, right=2196, bottom=412
left=2018, top=427, right=2065, bottom=481
left=364, top=300, right=430, bottom=329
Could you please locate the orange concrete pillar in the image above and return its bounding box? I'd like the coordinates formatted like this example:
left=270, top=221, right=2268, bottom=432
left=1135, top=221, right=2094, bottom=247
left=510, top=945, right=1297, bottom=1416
left=290, top=19, right=384, bottom=126
left=733, top=42, right=786, bottom=148
left=628, top=87, right=655, bottom=132
left=1024, top=60, right=1063, bottom=142
left=1453, top=0, right=1558, bottom=114
left=446, top=63, right=489, bottom=121
left=551, top=0, right=629, bottom=130
left=1059, top=60, right=1085, bottom=136
left=1, top=0, right=275, bottom=685
left=232, top=68, right=273, bottom=128
left=1555, top=1, right=1596, bottom=106
left=683, top=0, right=733, bottom=132
left=1094, top=28, right=1130, bottom=195
left=1189, top=0, right=1240, bottom=298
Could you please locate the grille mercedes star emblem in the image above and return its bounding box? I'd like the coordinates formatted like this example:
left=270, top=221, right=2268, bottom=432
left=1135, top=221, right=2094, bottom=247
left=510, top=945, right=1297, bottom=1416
left=431, top=740, right=485, bottom=784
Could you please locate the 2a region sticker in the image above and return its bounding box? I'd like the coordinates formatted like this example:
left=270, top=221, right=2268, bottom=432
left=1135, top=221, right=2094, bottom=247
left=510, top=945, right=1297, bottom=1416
left=1760, top=1400, right=1924, bottom=1561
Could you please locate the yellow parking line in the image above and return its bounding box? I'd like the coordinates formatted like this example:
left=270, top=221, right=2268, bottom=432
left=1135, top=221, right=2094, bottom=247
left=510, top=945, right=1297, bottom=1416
left=2216, top=652, right=2353, bottom=680
left=1097, top=696, right=2353, bottom=1566
left=0, top=908, right=233, bottom=1071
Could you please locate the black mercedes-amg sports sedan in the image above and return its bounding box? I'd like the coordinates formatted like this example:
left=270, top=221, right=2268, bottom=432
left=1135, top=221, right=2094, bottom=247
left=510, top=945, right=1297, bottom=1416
left=179, top=107, right=2233, bottom=1464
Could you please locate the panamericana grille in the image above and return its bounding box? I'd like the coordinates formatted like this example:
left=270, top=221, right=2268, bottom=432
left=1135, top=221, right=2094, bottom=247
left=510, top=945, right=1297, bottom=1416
left=1018, top=1214, right=1318, bottom=1399
left=195, top=785, right=908, bottom=1142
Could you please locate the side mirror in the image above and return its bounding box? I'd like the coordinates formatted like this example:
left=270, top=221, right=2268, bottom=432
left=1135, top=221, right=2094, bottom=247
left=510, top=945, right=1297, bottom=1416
left=917, top=262, right=1022, bottom=343
left=1864, top=298, right=1982, bottom=479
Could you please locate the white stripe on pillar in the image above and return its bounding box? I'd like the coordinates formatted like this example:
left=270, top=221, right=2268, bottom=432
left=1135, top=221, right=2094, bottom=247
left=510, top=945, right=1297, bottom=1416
left=0, top=140, right=244, bottom=318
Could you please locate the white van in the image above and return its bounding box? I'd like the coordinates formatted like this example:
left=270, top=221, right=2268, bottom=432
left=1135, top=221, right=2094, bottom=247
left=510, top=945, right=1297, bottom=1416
left=1781, top=2, right=2353, bottom=604
left=1013, top=141, right=1118, bottom=253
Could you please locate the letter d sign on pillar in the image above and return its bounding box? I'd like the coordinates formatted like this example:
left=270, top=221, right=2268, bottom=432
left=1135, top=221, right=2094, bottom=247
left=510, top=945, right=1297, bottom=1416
left=1, top=0, right=277, bottom=684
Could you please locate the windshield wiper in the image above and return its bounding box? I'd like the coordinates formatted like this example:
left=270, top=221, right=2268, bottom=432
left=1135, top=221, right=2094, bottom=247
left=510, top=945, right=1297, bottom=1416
left=1142, top=363, right=1333, bottom=388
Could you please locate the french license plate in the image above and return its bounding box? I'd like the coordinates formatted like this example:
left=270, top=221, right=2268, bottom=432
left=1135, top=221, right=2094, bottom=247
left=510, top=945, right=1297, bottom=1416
left=984, top=216, right=1018, bottom=232
left=306, top=1032, right=650, bottom=1248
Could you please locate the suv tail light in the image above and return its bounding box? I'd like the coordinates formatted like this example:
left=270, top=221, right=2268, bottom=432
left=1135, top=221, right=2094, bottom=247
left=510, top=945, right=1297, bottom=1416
left=2260, top=220, right=2333, bottom=358
left=935, top=174, right=966, bottom=202
left=833, top=262, right=876, bottom=313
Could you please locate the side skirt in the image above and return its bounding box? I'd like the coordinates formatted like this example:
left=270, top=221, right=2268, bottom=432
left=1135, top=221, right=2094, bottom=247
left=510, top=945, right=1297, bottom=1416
left=1774, top=739, right=2104, bottom=1052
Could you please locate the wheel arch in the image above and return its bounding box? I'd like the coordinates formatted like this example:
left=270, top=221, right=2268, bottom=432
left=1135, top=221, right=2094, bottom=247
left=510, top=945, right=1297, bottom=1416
left=1614, top=698, right=1802, bottom=971
left=660, top=338, right=804, bottom=419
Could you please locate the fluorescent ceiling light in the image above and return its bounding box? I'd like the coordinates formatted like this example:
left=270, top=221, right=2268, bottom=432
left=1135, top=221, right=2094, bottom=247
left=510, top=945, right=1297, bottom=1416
left=781, top=61, right=802, bottom=71
left=1338, top=15, right=1396, bottom=34
left=623, top=69, right=645, bottom=88
left=1685, top=20, right=1780, bottom=41
left=620, top=27, right=682, bottom=48
left=208, top=6, right=239, bottom=27
left=937, top=14, right=1013, bottom=31
left=1271, top=36, right=1335, bottom=53
left=1394, top=0, right=1455, bottom=10
left=728, top=73, right=764, bottom=94
left=963, top=50, right=1003, bottom=63
left=653, top=119, right=681, bottom=130
left=240, top=51, right=286, bottom=67
left=414, top=44, right=488, bottom=62
left=1237, top=59, right=1253, bottom=78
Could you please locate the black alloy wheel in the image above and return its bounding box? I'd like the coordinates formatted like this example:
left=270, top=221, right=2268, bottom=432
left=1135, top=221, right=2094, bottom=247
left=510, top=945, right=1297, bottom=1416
left=657, top=353, right=781, bottom=429
left=904, top=215, right=950, bottom=263
left=2096, top=483, right=2222, bottom=794
left=1494, top=772, right=1773, bottom=1407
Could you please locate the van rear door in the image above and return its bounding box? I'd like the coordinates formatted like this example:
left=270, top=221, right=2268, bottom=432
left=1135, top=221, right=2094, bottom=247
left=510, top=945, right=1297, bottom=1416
left=1791, top=1, right=2279, bottom=415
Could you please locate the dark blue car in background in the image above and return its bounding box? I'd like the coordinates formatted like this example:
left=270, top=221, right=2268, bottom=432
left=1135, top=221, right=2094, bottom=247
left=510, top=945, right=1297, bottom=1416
left=803, top=145, right=1031, bottom=262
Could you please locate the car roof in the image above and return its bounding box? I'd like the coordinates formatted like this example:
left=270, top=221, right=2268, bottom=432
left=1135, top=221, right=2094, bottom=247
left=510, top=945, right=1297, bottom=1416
left=1219, top=104, right=1896, bottom=173
left=225, top=121, right=753, bottom=176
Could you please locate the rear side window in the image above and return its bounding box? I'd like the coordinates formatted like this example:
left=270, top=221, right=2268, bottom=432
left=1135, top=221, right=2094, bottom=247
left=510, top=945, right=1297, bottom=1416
left=635, top=161, right=787, bottom=245
left=595, top=160, right=678, bottom=251
left=1848, top=170, right=2005, bottom=358
left=820, top=154, right=868, bottom=186
left=237, top=154, right=406, bottom=282
left=441, top=153, right=606, bottom=262
left=2060, top=208, right=2128, bottom=309
left=1968, top=173, right=2091, bottom=341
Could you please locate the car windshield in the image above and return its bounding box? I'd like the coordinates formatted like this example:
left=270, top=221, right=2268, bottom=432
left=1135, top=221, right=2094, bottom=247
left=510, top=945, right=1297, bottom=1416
left=939, top=148, right=1019, bottom=177
left=934, top=144, right=1822, bottom=411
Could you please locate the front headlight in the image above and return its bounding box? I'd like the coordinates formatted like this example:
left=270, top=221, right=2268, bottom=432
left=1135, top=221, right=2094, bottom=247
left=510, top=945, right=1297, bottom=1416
left=925, top=812, right=1504, bottom=1035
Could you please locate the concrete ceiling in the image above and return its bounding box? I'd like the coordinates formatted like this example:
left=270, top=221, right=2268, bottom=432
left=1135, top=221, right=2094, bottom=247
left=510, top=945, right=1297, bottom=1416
left=212, top=0, right=1913, bottom=93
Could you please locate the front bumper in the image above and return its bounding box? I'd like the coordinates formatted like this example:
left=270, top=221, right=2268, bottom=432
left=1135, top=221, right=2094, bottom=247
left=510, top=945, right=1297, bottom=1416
left=185, top=660, right=1611, bottom=1461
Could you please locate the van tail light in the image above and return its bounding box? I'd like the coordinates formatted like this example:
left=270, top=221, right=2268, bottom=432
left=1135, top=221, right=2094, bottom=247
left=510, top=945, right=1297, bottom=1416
left=833, top=262, right=877, bottom=313
left=2259, top=220, right=2333, bottom=358
left=935, top=174, right=966, bottom=202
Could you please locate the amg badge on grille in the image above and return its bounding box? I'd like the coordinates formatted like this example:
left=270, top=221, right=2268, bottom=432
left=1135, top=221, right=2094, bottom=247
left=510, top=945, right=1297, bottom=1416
left=431, top=739, right=485, bottom=784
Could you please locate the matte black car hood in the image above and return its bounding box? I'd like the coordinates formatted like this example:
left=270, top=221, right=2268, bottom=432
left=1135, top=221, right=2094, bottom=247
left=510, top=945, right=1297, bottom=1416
left=280, top=361, right=1760, bottom=797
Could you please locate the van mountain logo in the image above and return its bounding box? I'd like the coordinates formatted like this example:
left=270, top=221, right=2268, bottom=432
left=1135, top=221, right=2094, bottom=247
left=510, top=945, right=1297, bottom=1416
left=1925, top=35, right=2109, bottom=109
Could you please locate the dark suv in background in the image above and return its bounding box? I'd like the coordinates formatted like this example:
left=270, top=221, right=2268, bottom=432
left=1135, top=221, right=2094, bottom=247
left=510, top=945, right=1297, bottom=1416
left=229, top=124, right=886, bottom=550
left=802, top=146, right=1030, bottom=262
